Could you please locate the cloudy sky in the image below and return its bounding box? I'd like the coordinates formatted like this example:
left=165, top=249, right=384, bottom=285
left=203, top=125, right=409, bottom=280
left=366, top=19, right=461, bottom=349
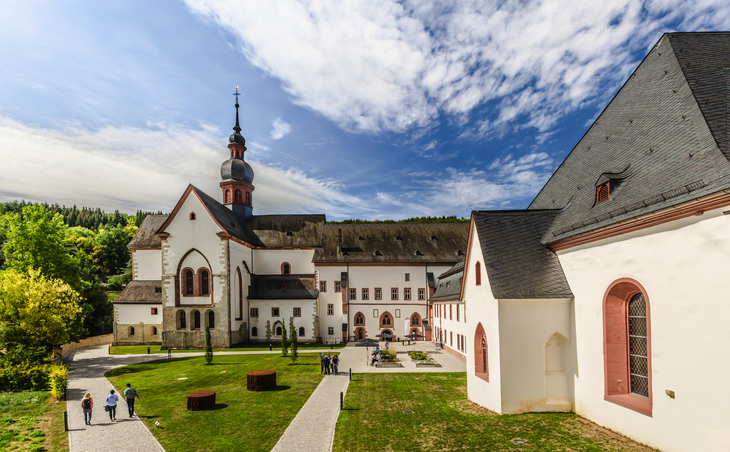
left=1, top=1, right=728, bottom=220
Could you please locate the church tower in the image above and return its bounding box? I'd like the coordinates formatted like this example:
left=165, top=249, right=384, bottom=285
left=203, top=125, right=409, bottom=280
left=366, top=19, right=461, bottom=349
left=220, top=87, right=254, bottom=220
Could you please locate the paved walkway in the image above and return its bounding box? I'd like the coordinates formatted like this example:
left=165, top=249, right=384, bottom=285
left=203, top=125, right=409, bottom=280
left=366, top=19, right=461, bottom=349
left=65, top=345, right=166, bottom=452
left=338, top=340, right=466, bottom=374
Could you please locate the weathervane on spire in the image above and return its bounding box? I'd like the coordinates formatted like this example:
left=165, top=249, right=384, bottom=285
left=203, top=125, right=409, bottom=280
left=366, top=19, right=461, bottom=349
left=233, top=86, right=240, bottom=106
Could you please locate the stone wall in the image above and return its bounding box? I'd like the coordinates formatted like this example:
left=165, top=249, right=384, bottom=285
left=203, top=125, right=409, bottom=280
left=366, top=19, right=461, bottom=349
left=61, top=333, right=114, bottom=358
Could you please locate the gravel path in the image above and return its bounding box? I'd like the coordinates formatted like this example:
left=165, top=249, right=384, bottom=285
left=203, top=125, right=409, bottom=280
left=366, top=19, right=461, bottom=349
left=65, top=345, right=165, bottom=452
left=271, top=373, right=350, bottom=452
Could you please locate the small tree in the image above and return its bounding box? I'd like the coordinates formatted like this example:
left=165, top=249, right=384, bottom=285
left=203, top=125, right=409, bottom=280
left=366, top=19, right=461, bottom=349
left=280, top=324, right=288, bottom=357
left=204, top=325, right=213, bottom=365
left=290, top=326, right=298, bottom=364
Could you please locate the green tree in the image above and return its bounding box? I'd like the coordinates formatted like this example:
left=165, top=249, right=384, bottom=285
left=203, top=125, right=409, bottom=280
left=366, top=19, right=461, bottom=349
left=81, top=279, right=113, bottom=336
left=280, top=323, right=288, bottom=357
left=0, top=269, right=83, bottom=352
left=205, top=325, right=213, bottom=365
left=95, top=224, right=135, bottom=275
left=2, top=205, right=82, bottom=291
left=290, top=324, right=298, bottom=364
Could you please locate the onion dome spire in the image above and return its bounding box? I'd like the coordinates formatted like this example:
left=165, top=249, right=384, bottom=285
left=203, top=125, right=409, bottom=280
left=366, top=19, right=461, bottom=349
left=229, top=86, right=246, bottom=146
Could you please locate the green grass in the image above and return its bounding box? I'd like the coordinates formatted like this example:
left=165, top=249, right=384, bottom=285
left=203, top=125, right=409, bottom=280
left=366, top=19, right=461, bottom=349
left=105, top=353, right=326, bottom=452
left=333, top=373, right=658, bottom=452
left=0, top=391, right=69, bottom=452
left=110, top=342, right=345, bottom=355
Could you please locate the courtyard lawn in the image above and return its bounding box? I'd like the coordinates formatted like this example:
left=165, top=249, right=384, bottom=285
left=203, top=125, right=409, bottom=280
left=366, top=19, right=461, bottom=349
left=333, top=373, right=657, bottom=452
left=105, top=353, right=325, bottom=452
left=0, top=391, right=69, bottom=452
left=110, top=342, right=345, bottom=355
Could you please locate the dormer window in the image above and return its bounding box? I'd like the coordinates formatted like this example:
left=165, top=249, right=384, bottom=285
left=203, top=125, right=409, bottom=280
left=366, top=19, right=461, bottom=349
left=286, top=230, right=293, bottom=237
left=375, top=250, right=383, bottom=256
left=415, top=250, right=423, bottom=256
left=431, top=235, right=437, bottom=240
left=396, top=236, right=402, bottom=241
left=358, top=236, right=365, bottom=241
left=596, top=182, right=610, bottom=204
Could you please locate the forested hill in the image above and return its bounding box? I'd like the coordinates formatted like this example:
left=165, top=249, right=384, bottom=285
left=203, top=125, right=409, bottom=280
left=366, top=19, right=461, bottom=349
left=327, top=216, right=470, bottom=224
left=0, top=201, right=165, bottom=229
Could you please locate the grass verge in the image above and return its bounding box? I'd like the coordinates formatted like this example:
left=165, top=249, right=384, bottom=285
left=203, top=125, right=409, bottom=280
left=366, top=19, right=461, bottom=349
left=110, top=342, right=346, bottom=355
left=105, top=353, right=325, bottom=452
left=0, top=391, right=69, bottom=451
left=333, top=373, right=658, bottom=452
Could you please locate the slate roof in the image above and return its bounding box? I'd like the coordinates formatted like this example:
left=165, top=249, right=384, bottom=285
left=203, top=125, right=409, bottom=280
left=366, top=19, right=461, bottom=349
left=429, top=259, right=464, bottom=302
left=246, top=215, right=325, bottom=247
left=473, top=210, right=573, bottom=299
left=191, top=186, right=259, bottom=245
left=249, top=274, right=319, bottom=299
left=127, top=215, right=168, bottom=249
left=313, top=223, right=469, bottom=263
left=529, top=32, right=730, bottom=244
left=112, top=280, right=163, bottom=304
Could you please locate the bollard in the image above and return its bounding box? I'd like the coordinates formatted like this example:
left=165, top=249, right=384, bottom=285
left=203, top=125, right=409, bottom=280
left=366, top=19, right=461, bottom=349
left=108, top=344, right=111, bottom=355
left=147, top=347, right=150, bottom=355
left=331, top=344, right=333, bottom=350
left=349, top=368, right=352, bottom=381
left=64, top=410, right=69, bottom=431
left=269, top=344, right=272, bottom=351
left=340, top=392, right=343, bottom=411
left=168, top=349, right=171, bottom=359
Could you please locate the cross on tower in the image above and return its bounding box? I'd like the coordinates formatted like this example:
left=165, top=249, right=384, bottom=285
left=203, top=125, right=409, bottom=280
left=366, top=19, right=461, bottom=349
left=233, top=86, right=240, bottom=105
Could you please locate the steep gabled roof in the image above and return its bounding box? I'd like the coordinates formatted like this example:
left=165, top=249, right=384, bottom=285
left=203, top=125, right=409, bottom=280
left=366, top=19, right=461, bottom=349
left=473, top=210, right=572, bottom=299
left=246, top=215, right=325, bottom=247
left=249, top=274, right=318, bottom=299
left=430, top=259, right=464, bottom=302
left=314, top=223, right=469, bottom=263
left=530, top=32, right=730, bottom=244
left=112, top=280, right=162, bottom=304
left=127, top=215, right=168, bottom=249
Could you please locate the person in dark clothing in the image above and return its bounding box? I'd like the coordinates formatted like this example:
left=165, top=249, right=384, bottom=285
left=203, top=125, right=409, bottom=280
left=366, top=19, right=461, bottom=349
left=332, top=354, right=339, bottom=375
left=323, top=355, right=330, bottom=374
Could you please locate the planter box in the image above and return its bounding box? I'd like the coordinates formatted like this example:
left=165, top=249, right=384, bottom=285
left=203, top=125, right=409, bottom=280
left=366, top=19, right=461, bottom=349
left=415, top=362, right=442, bottom=367
left=376, top=362, right=403, bottom=368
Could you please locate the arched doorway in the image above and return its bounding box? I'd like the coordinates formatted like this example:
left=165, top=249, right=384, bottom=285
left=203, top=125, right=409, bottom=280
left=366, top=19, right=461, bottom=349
left=355, top=327, right=366, bottom=340
left=380, top=329, right=393, bottom=342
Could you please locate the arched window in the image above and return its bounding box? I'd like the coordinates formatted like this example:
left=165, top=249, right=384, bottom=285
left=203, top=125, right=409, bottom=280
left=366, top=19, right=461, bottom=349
left=411, top=313, right=420, bottom=325
left=193, top=310, right=201, bottom=329
left=282, top=263, right=291, bottom=275
left=474, top=322, right=488, bottom=381
left=189, top=212, right=196, bottom=220
left=185, top=270, right=194, bottom=295
left=200, top=270, right=210, bottom=295
left=603, top=278, right=652, bottom=416
left=208, top=311, right=215, bottom=329
left=251, top=327, right=258, bottom=337
left=276, top=326, right=282, bottom=335
left=178, top=310, right=186, bottom=329
left=475, top=261, right=482, bottom=286
left=225, top=189, right=231, bottom=203
left=152, top=326, right=158, bottom=336
left=129, top=326, right=135, bottom=336
left=596, top=182, right=610, bottom=204
left=299, top=327, right=305, bottom=337
left=245, top=191, right=251, bottom=206
left=236, top=268, right=243, bottom=320
left=235, top=189, right=242, bottom=203
left=355, top=312, right=365, bottom=325
left=381, top=314, right=392, bottom=327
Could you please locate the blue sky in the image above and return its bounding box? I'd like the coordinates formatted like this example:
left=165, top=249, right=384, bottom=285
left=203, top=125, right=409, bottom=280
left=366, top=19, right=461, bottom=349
left=1, top=0, right=728, bottom=220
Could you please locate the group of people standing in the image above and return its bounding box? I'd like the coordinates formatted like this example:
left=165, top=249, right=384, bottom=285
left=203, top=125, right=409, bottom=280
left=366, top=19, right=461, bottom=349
left=80, top=383, right=141, bottom=425
left=321, top=353, right=340, bottom=375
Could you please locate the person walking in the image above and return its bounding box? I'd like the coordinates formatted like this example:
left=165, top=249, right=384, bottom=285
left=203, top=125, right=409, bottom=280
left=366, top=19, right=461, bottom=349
left=105, top=389, right=119, bottom=421
left=124, top=383, right=141, bottom=418
left=323, top=355, right=331, bottom=375
left=81, top=393, right=93, bottom=425
left=332, top=354, right=339, bottom=375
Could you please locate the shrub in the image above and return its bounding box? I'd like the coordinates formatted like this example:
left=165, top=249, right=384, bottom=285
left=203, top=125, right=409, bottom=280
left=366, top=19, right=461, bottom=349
left=204, top=325, right=213, bottom=365
left=381, top=348, right=398, bottom=361
left=408, top=351, right=429, bottom=361
left=280, top=324, right=288, bottom=357
left=48, top=365, right=68, bottom=400
left=0, top=362, right=51, bottom=391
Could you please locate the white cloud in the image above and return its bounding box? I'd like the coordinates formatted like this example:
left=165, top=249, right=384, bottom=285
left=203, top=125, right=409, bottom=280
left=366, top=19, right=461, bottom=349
left=269, top=117, right=291, bottom=140
left=185, top=0, right=730, bottom=137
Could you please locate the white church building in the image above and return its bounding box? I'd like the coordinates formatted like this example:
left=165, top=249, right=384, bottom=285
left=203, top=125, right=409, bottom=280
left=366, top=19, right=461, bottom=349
left=112, top=92, right=468, bottom=349
left=459, top=32, right=730, bottom=452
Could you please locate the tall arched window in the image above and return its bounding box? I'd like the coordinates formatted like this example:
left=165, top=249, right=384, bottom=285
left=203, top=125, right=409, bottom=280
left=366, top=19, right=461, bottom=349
left=282, top=263, right=291, bottom=275
left=185, top=270, right=194, bottom=295
left=200, top=270, right=210, bottom=295
left=355, top=312, right=365, bottom=325
left=603, top=278, right=652, bottom=416
left=475, top=261, right=482, bottom=286
left=235, top=189, right=242, bottom=203
left=299, top=327, right=305, bottom=337
left=276, top=326, right=282, bottom=335
left=208, top=311, right=215, bottom=329
left=236, top=268, right=243, bottom=320
left=193, top=310, right=201, bottom=329
left=178, top=310, right=186, bottom=329
left=245, top=191, right=251, bottom=206
left=152, top=326, right=158, bottom=336
left=129, top=326, right=135, bottom=336
left=225, top=189, right=231, bottom=203
left=474, top=322, right=488, bottom=381
left=381, top=313, right=392, bottom=326
left=411, top=313, right=420, bottom=325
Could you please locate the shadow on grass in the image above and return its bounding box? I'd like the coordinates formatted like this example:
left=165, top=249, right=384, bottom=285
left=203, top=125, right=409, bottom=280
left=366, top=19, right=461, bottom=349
left=208, top=404, right=228, bottom=411
left=270, top=386, right=291, bottom=392
left=138, top=415, right=161, bottom=420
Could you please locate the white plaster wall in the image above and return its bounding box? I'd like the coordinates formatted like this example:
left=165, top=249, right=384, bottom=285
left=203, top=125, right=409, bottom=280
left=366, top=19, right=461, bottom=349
left=117, top=304, right=163, bottom=324
left=433, top=301, right=466, bottom=354
left=248, top=299, right=317, bottom=342
left=162, top=193, right=227, bottom=308
left=497, top=298, right=573, bottom=414
left=135, top=250, right=162, bottom=281
left=253, top=249, right=315, bottom=274
left=463, top=228, right=502, bottom=413
left=558, top=207, right=730, bottom=452
left=316, top=265, right=346, bottom=341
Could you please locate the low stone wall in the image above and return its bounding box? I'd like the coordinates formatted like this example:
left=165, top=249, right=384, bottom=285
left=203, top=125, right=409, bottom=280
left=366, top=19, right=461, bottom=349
left=61, top=333, right=114, bottom=358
